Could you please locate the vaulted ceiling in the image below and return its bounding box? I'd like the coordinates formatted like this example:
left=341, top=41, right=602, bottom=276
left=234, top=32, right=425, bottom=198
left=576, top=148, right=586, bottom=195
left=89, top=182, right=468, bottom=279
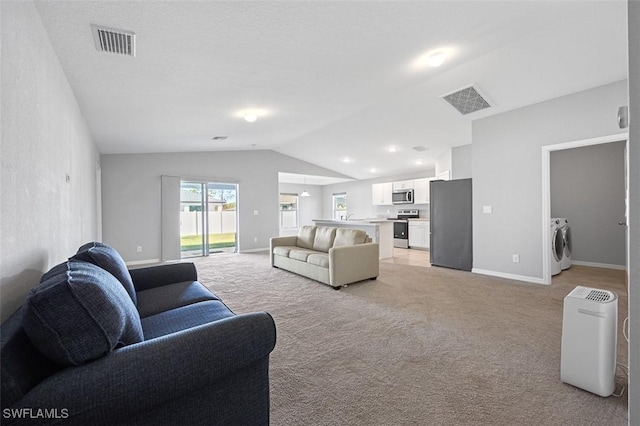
left=34, top=1, right=628, bottom=180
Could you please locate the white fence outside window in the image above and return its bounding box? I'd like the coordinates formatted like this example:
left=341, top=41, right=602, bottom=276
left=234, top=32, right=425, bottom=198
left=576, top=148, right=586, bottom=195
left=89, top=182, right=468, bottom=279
left=180, top=211, right=236, bottom=235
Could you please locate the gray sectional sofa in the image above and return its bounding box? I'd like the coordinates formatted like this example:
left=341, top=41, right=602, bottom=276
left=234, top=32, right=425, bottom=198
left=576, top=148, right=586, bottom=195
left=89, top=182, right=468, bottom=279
left=1, top=242, right=276, bottom=425
left=270, top=226, right=379, bottom=289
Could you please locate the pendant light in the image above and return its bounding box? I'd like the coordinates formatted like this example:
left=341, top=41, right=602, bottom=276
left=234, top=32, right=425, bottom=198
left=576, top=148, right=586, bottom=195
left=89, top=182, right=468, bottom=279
left=301, top=177, right=311, bottom=197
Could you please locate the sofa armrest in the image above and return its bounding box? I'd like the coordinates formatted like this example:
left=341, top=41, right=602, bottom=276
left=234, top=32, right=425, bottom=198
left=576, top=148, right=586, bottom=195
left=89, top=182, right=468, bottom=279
left=329, top=243, right=379, bottom=286
left=269, top=236, right=298, bottom=265
left=12, top=312, right=276, bottom=424
left=129, top=262, right=198, bottom=291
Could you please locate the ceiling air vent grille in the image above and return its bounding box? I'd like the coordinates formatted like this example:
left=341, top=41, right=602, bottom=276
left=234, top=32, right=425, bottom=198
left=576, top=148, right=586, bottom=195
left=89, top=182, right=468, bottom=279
left=441, top=85, right=490, bottom=115
left=91, top=24, right=136, bottom=57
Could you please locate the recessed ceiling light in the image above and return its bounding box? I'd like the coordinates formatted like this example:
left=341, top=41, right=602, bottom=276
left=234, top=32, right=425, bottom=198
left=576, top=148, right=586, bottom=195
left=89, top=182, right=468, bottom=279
left=386, top=146, right=398, bottom=153
left=415, top=159, right=423, bottom=165
left=409, top=47, right=454, bottom=71
left=427, top=51, right=445, bottom=67
left=236, top=108, right=270, bottom=121
left=244, top=113, right=258, bottom=123
left=341, top=157, right=353, bottom=163
left=369, top=167, right=378, bottom=173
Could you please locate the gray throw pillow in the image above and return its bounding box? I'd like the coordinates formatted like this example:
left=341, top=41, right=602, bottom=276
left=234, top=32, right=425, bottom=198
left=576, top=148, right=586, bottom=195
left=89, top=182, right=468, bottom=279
left=72, top=242, right=137, bottom=305
left=22, top=260, right=144, bottom=365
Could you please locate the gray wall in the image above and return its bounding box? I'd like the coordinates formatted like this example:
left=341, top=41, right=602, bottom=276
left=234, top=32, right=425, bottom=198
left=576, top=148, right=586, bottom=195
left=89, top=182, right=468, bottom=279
left=550, top=141, right=626, bottom=267
left=100, top=150, right=347, bottom=261
left=472, top=80, right=628, bottom=281
left=452, top=144, right=472, bottom=179
left=434, top=149, right=452, bottom=176
left=0, top=1, right=99, bottom=321
left=628, top=0, right=639, bottom=422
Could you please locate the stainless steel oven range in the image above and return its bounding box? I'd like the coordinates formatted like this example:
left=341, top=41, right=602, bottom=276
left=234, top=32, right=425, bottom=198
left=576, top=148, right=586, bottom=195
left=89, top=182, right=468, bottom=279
left=388, top=209, right=420, bottom=248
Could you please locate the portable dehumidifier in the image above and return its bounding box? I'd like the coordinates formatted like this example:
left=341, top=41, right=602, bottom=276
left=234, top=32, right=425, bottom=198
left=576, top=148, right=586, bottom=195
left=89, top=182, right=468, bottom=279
left=560, top=286, right=617, bottom=397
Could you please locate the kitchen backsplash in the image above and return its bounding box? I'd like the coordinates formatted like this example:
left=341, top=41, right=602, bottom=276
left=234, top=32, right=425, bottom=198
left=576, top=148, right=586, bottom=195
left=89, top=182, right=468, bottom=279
left=374, top=205, right=429, bottom=219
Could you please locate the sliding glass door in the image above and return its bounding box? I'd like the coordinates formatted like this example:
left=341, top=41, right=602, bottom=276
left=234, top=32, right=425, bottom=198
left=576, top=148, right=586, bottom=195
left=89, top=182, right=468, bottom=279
left=180, top=180, right=237, bottom=257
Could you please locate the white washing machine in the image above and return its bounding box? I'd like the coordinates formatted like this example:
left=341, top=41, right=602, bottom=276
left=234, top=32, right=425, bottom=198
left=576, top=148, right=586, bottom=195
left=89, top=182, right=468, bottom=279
left=560, top=218, right=572, bottom=270
left=550, top=218, right=563, bottom=276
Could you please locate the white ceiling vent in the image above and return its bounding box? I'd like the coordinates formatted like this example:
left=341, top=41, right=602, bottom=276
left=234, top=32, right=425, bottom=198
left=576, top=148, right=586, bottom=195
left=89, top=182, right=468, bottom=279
left=91, top=24, right=136, bottom=57
left=441, top=85, right=490, bottom=115
left=412, top=145, right=427, bottom=152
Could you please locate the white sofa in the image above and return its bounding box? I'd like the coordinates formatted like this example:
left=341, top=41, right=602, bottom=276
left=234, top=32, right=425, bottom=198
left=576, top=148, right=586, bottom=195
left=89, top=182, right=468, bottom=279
left=270, top=226, right=379, bottom=289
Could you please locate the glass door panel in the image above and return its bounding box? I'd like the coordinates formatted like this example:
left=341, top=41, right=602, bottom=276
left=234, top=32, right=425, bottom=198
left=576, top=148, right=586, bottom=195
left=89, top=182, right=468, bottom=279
left=180, top=180, right=237, bottom=258
left=180, top=182, right=206, bottom=257
left=206, top=183, right=237, bottom=254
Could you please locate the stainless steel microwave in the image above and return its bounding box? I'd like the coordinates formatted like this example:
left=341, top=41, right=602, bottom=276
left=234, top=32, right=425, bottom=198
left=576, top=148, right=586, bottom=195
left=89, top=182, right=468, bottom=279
left=392, top=189, right=414, bottom=204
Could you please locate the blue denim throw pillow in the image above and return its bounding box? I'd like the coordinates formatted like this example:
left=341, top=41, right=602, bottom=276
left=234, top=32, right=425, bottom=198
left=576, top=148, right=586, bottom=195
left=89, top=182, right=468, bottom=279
left=22, top=260, right=144, bottom=365
left=72, top=242, right=137, bottom=305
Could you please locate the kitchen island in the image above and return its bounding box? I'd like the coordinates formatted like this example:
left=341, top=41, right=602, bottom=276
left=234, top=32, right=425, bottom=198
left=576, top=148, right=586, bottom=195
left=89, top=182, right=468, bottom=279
left=312, top=219, right=393, bottom=259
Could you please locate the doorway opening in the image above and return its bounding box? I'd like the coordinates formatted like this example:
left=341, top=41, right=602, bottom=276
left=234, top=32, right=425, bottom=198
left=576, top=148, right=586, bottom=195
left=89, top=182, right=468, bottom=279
left=180, top=180, right=237, bottom=258
left=542, top=133, right=629, bottom=284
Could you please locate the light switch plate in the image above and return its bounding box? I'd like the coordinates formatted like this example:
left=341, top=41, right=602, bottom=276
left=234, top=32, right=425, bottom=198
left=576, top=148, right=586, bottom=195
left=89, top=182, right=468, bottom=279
left=483, top=205, right=492, bottom=214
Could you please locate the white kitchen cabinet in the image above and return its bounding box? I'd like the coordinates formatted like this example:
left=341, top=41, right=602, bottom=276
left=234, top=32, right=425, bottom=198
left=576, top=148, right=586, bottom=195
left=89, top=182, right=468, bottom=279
left=408, top=221, right=430, bottom=249
left=372, top=182, right=393, bottom=205
left=392, top=180, right=414, bottom=190
left=413, top=178, right=431, bottom=204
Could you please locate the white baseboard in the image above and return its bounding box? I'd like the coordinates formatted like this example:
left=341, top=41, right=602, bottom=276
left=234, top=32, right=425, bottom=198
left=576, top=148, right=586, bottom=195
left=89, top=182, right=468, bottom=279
left=239, top=247, right=270, bottom=253
left=472, top=268, right=548, bottom=285
left=125, top=258, right=161, bottom=266
left=571, top=260, right=626, bottom=270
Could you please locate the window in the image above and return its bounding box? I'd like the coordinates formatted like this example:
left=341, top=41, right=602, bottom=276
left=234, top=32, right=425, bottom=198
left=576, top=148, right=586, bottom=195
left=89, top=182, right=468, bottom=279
left=280, top=193, right=299, bottom=229
left=333, top=192, right=347, bottom=220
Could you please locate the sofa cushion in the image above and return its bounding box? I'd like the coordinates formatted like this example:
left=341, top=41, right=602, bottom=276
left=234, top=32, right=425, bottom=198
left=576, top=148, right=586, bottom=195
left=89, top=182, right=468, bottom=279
left=1, top=307, right=64, bottom=409
left=141, top=300, right=235, bottom=340
left=136, top=281, right=219, bottom=318
left=313, top=227, right=337, bottom=252
left=22, top=260, right=144, bottom=366
left=333, top=228, right=368, bottom=247
left=72, top=242, right=137, bottom=305
left=307, top=253, right=330, bottom=268
left=289, top=249, right=317, bottom=262
left=297, top=226, right=317, bottom=250
left=273, top=246, right=296, bottom=257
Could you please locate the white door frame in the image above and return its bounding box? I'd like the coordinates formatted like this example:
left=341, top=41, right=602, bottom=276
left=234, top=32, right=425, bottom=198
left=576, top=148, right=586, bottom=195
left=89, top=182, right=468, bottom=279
left=541, top=133, right=629, bottom=284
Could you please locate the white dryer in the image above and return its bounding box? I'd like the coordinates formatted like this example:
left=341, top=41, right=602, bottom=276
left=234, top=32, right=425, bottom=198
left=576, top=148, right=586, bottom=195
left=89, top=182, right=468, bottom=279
left=550, top=218, right=563, bottom=276
left=559, top=218, right=572, bottom=270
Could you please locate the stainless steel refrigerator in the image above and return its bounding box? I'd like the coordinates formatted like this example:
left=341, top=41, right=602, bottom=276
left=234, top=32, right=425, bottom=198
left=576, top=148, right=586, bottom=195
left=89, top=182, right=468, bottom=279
left=429, top=178, right=472, bottom=271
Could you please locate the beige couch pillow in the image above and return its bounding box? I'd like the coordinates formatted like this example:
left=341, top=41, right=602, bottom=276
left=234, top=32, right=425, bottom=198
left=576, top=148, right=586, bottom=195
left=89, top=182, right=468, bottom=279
left=333, top=228, right=367, bottom=247
left=297, top=226, right=317, bottom=249
left=313, top=227, right=337, bottom=252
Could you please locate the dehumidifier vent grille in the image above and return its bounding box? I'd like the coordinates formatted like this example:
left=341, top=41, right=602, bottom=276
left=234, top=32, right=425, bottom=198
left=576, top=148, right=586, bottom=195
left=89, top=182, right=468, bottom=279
left=586, top=290, right=611, bottom=303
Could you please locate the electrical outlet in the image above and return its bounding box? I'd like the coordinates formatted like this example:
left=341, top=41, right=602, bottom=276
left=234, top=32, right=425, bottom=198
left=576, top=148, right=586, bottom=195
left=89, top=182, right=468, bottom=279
left=253, top=237, right=258, bottom=243
left=483, top=205, right=492, bottom=214
left=137, top=246, right=142, bottom=253
left=512, top=254, right=520, bottom=263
